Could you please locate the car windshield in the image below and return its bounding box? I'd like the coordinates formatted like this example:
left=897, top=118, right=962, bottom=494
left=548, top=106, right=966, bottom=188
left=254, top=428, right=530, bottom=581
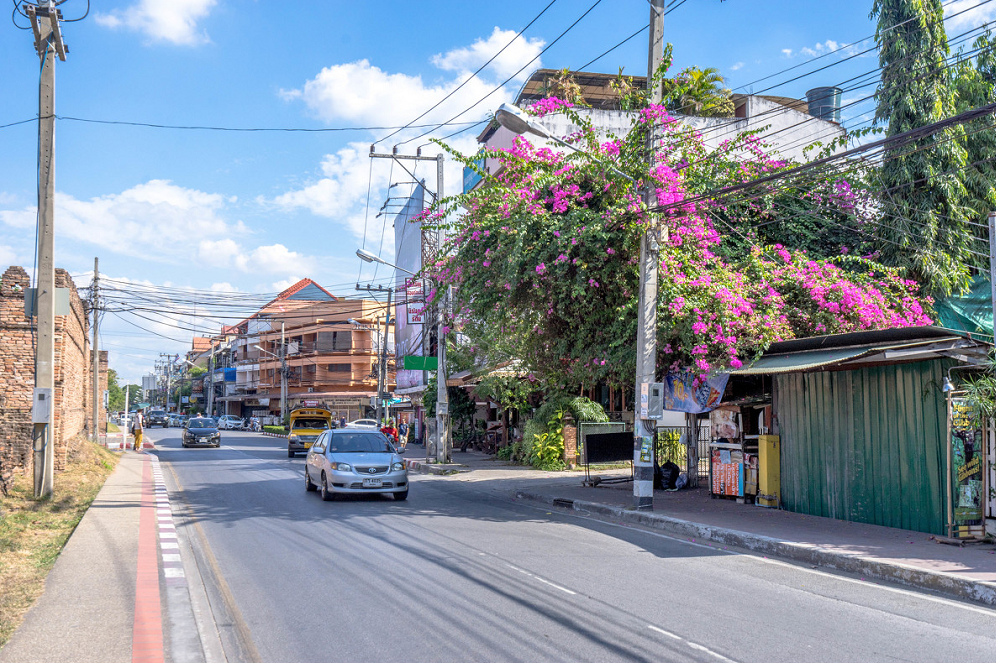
left=293, top=419, right=329, bottom=430
left=328, top=432, right=393, bottom=453
left=189, top=418, right=215, bottom=427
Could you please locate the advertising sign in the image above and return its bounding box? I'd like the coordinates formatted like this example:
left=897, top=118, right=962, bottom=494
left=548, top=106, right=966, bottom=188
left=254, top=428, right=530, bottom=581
left=662, top=371, right=729, bottom=414
left=950, top=397, right=985, bottom=537
left=394, top=185, right=426, bottom=391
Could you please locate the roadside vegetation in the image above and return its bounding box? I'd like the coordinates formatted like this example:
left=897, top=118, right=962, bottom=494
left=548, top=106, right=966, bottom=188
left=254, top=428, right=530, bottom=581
left=0, top=437, right=118, bottom=647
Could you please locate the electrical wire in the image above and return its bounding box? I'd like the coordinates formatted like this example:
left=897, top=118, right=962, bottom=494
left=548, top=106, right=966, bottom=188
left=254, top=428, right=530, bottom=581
left=374, top=0, right=561, bottom=146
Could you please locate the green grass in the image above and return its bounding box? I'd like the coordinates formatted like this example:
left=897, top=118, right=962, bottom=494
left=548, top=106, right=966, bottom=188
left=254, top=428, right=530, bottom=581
left=0, top=438, right=118, bottom=646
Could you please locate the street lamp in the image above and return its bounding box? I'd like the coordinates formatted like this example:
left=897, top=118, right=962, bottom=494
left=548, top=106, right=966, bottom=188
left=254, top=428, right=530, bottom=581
left=355, top=248, right=417, bottom=276
left=494, top=103, right=635, bottom=183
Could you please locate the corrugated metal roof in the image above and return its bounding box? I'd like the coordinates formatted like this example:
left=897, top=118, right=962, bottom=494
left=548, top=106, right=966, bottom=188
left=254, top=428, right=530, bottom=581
left=732, top=337, right=971, bottom=375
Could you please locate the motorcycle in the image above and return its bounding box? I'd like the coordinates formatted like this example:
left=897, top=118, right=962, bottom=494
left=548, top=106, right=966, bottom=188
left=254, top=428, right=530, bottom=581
left=248, top=417, right=262, bottom=433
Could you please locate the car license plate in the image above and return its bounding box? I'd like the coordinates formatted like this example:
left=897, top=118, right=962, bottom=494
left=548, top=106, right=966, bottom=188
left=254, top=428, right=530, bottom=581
left=362, top=478, right=382, bottom=488
left=304, top=442, right=313, bottom=448
left=198, top=437, right=207, bottom=443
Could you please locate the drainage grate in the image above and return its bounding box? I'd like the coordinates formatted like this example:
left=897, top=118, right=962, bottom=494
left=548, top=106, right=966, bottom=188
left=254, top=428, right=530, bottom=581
left=552, top=498, right=575, bottom=508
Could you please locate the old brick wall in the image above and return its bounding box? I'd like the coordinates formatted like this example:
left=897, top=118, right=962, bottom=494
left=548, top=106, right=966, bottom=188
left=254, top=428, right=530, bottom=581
left=0, top=266, right=92, bottom=489
left=54, top=268, right=90, bottom=470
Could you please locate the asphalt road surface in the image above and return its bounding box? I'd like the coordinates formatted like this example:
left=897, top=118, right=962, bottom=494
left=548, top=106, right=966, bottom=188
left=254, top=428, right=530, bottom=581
left=146, top=427, right=996, bottom=663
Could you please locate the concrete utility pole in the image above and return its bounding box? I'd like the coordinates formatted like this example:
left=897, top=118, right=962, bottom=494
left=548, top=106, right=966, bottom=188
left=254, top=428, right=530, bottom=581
left=633, top=0, right=666, bottom=510
left=207, top=343, right=215, bottom=416
left=369, top=147, right=449, bottom=457
left=280, top=322, right=288, bottom=422
left=434, top=154, right=451, bottom=464
left=91, top=257, right=99, bottom=442
left=160, top=353, right=173, bottom=412
left=27, top=3, right=67, bottom=498
left=355, top=283, right=394, bottom=423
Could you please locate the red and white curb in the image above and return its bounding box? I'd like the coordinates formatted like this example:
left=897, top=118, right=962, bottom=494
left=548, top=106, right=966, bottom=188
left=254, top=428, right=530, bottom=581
left=150, top=456, right=185, bottom=586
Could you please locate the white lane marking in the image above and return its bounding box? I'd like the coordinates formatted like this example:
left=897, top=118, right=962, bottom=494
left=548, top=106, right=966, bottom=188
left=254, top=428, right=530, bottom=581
left=648, top=626, right=738, bottom=662
left=516, top=501, right=996, bottom=617
left=162, top=554, right=181, bottom=562
left=504, top=563, right=577, bottom=595
left=648, top=625, right=681, bottom=639
left=687, top=640, right=737, bottom=662
left=164, top=567, right=185, bottom=578
left=160, top=542, right=179, bottom=549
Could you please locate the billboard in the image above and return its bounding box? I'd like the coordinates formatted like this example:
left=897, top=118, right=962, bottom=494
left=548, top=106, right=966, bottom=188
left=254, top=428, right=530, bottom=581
left=394, top=184, right=426, bottom=391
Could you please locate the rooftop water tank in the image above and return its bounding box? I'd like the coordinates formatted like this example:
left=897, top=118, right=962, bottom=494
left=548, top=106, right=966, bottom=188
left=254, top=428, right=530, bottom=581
left=806, top=86, right=842, bottom=123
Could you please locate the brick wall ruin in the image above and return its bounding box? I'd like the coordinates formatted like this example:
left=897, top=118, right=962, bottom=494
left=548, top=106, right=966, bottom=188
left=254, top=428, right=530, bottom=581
left=0, top=265, right=97, bottom=492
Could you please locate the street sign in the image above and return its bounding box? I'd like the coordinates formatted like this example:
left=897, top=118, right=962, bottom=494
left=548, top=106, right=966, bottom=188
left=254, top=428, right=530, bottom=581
left=403, top=356, right=438, bottom=371
left=406, top=301, right=427, bottom=325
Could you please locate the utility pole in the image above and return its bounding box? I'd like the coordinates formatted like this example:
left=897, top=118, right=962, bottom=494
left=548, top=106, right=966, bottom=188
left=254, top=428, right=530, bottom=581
left=280, top=322, right=288, bottom=422
left=91, top=257, right=99, bottom=443
left=27, top=3, right=67, bottom=498
left=633, top=0, right=665, bottom=511
left=988, top=211, right=996, bottom=344
left=356, top=284, right=394, bottom=423
left=369, top=147, right=449, bottom=456
left=207, top=343, right=215, bottom=417
left=160, top=353, right=173, bottom=412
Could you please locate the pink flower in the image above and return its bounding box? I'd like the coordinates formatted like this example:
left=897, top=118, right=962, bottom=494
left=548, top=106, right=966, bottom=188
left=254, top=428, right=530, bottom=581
left=536, top=263, right=546, bottom=273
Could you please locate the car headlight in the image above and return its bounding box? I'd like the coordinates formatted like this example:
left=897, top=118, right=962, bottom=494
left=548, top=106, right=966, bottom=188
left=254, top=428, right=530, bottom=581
left=213, top=432, right=221, bottom=438
left=392, top=462, right=405, bottom=472
left=288, top=434, right=299, bottom=442
left=329, top=462, right=351, bottom=472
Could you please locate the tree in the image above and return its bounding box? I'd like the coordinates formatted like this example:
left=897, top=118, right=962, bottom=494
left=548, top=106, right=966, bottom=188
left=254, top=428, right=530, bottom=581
left=666, top=67, right=735, bottom=118
left=431, top=95, right=931, bottom=391
left=951, top=30, right=996, bottom=230
left=107, top=369, right=124, bottom=411
left=871, top=0, right=976, bottom=296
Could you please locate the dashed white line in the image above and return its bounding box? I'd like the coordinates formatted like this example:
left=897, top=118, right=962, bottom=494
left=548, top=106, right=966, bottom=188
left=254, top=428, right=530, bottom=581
left=648, top=625, right=738, bottom=662
left=504, top=563, right=577, bottom=595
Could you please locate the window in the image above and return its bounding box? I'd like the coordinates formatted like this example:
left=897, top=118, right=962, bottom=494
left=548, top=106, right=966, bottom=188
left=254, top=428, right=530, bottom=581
left=327, top=364, right=350, bottom=373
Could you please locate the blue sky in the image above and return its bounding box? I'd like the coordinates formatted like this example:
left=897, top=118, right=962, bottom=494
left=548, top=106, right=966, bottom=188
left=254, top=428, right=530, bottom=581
left=1, top=0, right=993, bottom=382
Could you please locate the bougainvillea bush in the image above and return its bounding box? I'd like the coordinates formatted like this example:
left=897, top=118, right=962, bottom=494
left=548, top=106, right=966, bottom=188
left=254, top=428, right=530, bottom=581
left=426, top=99, right=931, bottom=390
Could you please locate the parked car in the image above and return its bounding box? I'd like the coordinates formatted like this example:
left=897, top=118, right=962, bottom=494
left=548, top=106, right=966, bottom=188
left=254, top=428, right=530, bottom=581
left=304, top=429, right=408, bottom=501
left=146, top=410, right=169, bottom=427
left=344, top=419, right=379, bottom=429
left=287, top=407, right=333, bottom=457
left=217, top=415, right=244, bottom=430
left=182, top=417, right=221, bottom=448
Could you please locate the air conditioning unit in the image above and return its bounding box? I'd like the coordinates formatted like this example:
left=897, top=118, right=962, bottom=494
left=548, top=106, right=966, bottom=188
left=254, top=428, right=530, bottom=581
left=307, top=387, right=315, bottom=393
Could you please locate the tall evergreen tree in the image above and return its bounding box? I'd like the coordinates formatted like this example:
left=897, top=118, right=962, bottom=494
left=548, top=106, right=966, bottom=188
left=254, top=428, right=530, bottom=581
left=951, top=31, right=996, bottom=231
left=872, top=0, right=974, bottom=296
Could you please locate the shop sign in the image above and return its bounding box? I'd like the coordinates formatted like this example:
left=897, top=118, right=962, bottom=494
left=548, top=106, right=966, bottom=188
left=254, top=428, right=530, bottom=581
left=662, top=371, right=729, bottom=414
left=950, top=398, right=985, bottom=535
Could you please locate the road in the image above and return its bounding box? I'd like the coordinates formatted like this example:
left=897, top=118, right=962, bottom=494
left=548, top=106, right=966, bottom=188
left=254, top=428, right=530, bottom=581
left=146, top=427, right=996, bottom=663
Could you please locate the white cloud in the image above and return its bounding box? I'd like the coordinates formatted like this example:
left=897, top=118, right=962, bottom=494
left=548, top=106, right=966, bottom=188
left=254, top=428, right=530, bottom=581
left=95, top=0, right=217, bottom=46
left=430, top=27, right=544, bottom=81
left=0, top=244, right=17, bottom=267
left=209, top=282, right=238, bottom=293
left=1, top=180, right=237, bottom=260
left=270, top=277, right=304, bottom=292
left=0, top=192, right=17, bottom=206
left=945, top=0, right=996, bottom=30
left=800, top=40, right=839, bottom=57
left=244, top=244, right=313, bottom=275
left=781, top=48, right=794, bottom=58
left=730, top=62, right=744, bottom=71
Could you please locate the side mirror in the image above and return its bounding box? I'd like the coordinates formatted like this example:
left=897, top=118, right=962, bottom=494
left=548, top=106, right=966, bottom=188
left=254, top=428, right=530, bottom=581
left=396, top=447, right=406, bottom=455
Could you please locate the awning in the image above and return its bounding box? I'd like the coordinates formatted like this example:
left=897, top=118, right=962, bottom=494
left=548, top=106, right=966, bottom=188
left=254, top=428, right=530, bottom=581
left=732, top=334, right=989, bottom=376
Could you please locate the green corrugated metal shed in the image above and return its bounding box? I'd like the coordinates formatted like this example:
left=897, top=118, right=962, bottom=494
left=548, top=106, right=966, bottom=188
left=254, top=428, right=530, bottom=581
left=775, top=360, right=952, bottom=534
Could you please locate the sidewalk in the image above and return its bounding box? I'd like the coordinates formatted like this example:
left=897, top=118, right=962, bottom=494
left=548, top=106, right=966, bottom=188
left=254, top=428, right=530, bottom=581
left=441, top=450, right=996, bottom=606
left=0, top=452, right=147, bottom=663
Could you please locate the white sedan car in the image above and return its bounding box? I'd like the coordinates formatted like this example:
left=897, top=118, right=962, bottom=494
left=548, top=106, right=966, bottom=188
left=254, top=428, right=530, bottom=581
left=304, top=429, right=408, bottom=501
left=344, top=418, right=379, bottom=429
left=217, top=415, right=244, bottom=430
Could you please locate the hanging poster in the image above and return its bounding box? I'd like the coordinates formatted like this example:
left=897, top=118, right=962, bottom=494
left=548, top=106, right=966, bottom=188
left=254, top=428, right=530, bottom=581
left=950, top=397, right=985, bottom=536
left=662, top=371, right=729, bottom=414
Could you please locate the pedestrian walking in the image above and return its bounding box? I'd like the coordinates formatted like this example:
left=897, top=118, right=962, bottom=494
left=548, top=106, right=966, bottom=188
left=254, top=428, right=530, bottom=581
left=398, top=421, right=409, bottom=450
left=132, top=409, right=144, bottom=451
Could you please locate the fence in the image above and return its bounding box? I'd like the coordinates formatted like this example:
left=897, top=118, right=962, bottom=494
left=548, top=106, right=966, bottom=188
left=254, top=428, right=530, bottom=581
left=655, top=423, right=710, bottom=486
